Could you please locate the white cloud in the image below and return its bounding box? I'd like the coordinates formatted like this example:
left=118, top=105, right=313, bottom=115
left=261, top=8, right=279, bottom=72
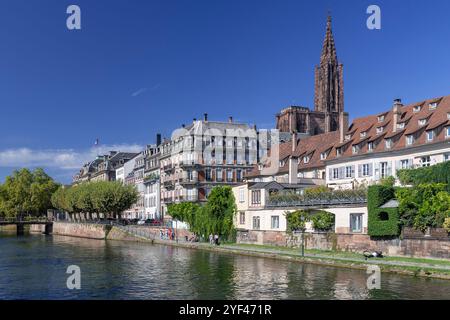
left=0, top=144, right=144, bottom=170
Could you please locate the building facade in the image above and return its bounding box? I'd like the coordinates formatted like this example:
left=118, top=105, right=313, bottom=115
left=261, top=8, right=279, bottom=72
left=159, top=114, right=269, bottom=219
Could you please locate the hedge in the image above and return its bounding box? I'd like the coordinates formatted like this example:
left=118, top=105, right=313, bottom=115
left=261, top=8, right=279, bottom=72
left=397, top=161, right=450, bottom=192
left=367, top=185, right=400, bottom=237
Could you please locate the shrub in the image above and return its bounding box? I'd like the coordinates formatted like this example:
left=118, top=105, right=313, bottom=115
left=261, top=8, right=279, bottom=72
left=311, top=210, right=335, bottom=231
left=443, top=218, right=450, bottom=233
left=285, top=210, right=310, bottom=234
left=367, top=185, right=400, bottom=237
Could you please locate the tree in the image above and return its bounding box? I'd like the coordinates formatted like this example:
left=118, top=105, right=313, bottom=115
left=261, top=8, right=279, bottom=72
left=204, top=186, right=237, bottom=240
left=0, top=168, right=59, bottom=219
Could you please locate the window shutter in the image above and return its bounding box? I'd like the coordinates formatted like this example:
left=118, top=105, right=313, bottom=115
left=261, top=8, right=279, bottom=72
left=358, top=164, right=362, bottom=177
left=387, top=161, right=392, bottom=176
left=329, top=168, right=333, bottom=180
left=374, top=163, right=380, bottom=180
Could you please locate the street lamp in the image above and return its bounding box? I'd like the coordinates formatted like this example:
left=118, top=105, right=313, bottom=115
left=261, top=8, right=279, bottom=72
left=300, top=215, right=305, bottom=257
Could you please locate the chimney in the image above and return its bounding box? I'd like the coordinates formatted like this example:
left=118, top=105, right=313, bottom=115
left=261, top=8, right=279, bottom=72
left=156, top=133, right=162, bottom=146
left=228, top=116, right=233, bottom=123
left=288, top=131, right=298, bottom=184
left=204, top=113, right=208, bottom=122
left=339, top=112, right=348, bottom=143
left=392, top=98, right=403, bottom=132
left=291, top=131, right=297, bottom=152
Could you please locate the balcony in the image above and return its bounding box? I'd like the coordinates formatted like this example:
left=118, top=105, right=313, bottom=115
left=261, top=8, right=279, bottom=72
left=163, top=163, right=174, bottom=172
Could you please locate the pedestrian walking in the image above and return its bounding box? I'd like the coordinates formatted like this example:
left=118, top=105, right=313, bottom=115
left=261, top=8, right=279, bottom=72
left=209, top=233, right=213, bottom=245
left=214, top=234, right=219, bottom=246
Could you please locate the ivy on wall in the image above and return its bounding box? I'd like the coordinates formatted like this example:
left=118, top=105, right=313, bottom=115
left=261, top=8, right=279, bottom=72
left=397, top=161, right=450, bottom=192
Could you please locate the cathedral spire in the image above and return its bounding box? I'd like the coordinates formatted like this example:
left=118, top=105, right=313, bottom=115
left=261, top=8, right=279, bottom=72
left=314, top=15, right=344, bottom=125
left=320, top=15, right=337, bottom=64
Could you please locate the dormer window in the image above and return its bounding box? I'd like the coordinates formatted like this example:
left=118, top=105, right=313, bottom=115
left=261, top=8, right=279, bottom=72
left=368, top=142, right=374, bottom=152
left=397, top=122, right=405, bottom=129
left=378, top=115, right=385, bottom=122
left=360, top=131, right=367, bottom=138
left=446, top=127, right=450, bottom=138
left=279, top=160, right=285, bottom=167
left=320, top=152, right=327, bottom=160
left=336, top=148, right=342, bottom=157
left=352, top=145, right=359, bottom=154
left=303, top=156, right=310, bottom=164
left=406, top=135, right=414, bottom=145
left=376, top=126, right=384, bottom=134
left=447, top=112, right=450, bottom=120
left=418, top=119, right=427, bottom=126
left=385, top=139, right=392, bottom=149
left=413, top=105, right=421, bottom=113
left=345, top=134, right=351, bottom=141
left=429, top=102, right=438, bottom=110
left=258, top=164, right=263, bottom=170
left=426, top=130, right=434, bottom=142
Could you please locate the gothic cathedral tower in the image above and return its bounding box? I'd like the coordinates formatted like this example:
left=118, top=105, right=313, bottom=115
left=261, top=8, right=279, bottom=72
left=276, top=15, right=346, bottom=135
left=314, top=15, right=344, bottom=131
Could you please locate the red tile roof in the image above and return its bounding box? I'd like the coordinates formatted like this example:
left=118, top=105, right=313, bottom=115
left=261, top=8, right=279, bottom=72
left=246, top=94, right=450, bottom=179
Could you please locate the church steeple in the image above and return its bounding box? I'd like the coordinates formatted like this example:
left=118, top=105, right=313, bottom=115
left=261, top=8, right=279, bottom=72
left=314, top=15, right=344, bottom=131
left=320, top=15, right=338, bottom=64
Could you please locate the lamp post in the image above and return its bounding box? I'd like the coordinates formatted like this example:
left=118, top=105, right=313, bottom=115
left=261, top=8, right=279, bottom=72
left=300, top=216, right=305, bottom=257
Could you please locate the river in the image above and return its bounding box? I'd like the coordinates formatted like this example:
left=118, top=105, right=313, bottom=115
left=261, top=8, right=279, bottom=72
left=0, top=232, right=449, bottom=300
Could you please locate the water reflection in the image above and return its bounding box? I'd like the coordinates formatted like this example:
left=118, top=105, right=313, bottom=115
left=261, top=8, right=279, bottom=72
left=0, top=233, right=449, bottom=300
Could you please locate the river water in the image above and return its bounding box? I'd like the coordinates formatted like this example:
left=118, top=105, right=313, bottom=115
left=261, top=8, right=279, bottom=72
left=0, top=232, right=449, bottom=300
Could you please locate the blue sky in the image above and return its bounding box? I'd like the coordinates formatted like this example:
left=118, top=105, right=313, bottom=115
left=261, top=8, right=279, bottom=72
left=0, top=0, right=449, bottom=183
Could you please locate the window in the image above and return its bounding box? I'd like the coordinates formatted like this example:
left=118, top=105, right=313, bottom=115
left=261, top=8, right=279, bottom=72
left=380, top=162, right=389, bottom=178
left=420, top=156, right=431, bottom=167
left=216, top=169, right=223, bottom=182
left=239, top=212, right=245, bottom=224
left=413, top=105, right=421, bottom=113
left=252, top=216, right=260, bottom=230
left=385, top=139, right=392, bottom=149
left=279, top=160, right=285, bottom=167
left=397, top=122, right=405, bottom=129
left=444, top=153, right=450, bottom=162
left=376, top=126, right=383, bottom=134
left=352, top=145, right=359, bottom=154
left=205, top=168, right=212, bottom=181
left=406, top=135, right=414, bottom=145
left=251, top=190, right=261, bottom=205
left=320, top=152, right=327, bottom=160
left=378, top=115, right=385, bottom=122
left=236, top=169, right=242, bottom=181
left=426, top=130, right=434, bottom=142
left=239, top=188, right=245, bottom=203
left=446, top=127, right=450, bottom=138
left=368, top=142, right=374, bottom=152
left=400, top=159, right=411, bottom=169
left=336, top=148, right=342, bottom=157
left=271, top=216, right=280, bottom=229
left=429, top=102, right=438, bottom=110
left=332, top=168, right=339, bottom=180
left=418, top=119, right=427, bottom=126
left=345, top=134, right=351, bottom=140
left=227, top=169, right=233, bottom=182
left=362, top=164, right=371, bottom=176
left=303, top=156, right=310, bottom=164
left=345, top=166, right=354, bottom=178
left=350, top=213, right=363, bottom=233
left=360, top=131, right=367, bottom=138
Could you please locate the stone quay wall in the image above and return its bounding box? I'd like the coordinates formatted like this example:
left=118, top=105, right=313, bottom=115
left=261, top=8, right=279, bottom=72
left=237, top=230, right=450, bottom=259
left=51, top=222, right=111, bottom=240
